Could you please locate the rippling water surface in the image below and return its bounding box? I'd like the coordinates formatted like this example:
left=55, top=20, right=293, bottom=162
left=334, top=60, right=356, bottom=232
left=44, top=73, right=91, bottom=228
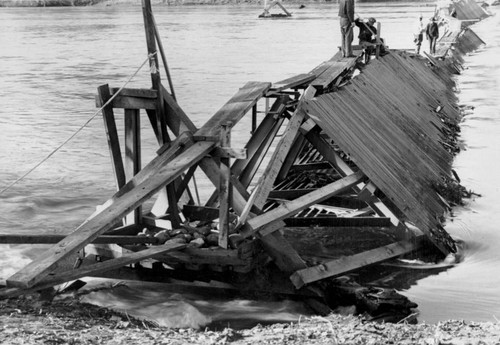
left=0, top=1, right=499, bottom=327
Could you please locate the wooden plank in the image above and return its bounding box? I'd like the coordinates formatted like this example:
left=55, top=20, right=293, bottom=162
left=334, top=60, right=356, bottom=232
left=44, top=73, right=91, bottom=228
left=161, top=247, right=248, bottom=266
left=251, top=97, right=308, bottom=210
left=0, top=242, right=186, bottom=298
left=110, top=95, right=156, bottom=110
left=205, top=97, right=287, bottom=208
left=142, top=3, right=184, bottom=229
left=143, top=0, right=167, bottom=144
left=157, top=85, right=257, bottom=218
left=211, top=147, right=247, bottom=159
left=196, top=81, right=271, bottom=137
left=97, top=84, right=126, bottom=190
left=124, top=109, right=142, bottom=225
left=268, top=73, right=316, bottom=94
left=311, top=58, right=358, bottom=91
left=161, top=84, right=197, bottom=135
left=6, top=141, right=215, bottom=289
left=276, top=134, right=306, bottom=183
left=219, top=122, right=232, bottom=249
left=110, top=87, right=157, bottom=99
left=0, top=233, right=157, bottom=244
left=301, top=123, right=401, bottom=226
left=236, top=98, right=287, bottom=187
left=259, top=231, right=307, bottom=273
left=283, top=216, right=391, bottom=227
left=92, top=133, right=194, bottom=218
left=290, top=236, right=425, bottom=289
left=240, top=170, right=367, bottom=238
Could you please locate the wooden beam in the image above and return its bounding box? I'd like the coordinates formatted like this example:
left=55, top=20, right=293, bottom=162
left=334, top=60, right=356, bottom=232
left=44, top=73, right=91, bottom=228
left=6, top=140, right=215, bottom=289
left=251, top=86, right=316, bottom=210
left=219, top=122, right=232, bottom=249
left=240, top=170, right=367, bottom=238
left=142, top=0, right=167, bottom=144
left=195, top=81, right=271, bottom=138
left=124, top=109, right=142, bottom=225
left=252, top=107, right=305, bottom=210
left=301, top=122, right=402, bottom=226
left=276, top=134, right=306, bottom=183
left=211, top=147, right=247, bottom=159
left=92, top=133, right=194, bottom=217
left=161, top=85, right=197, bottom=135
left=110, top=87, right=157, bottom=99
left=104, top=94, right=156, bottom=110
left=259, top=231, right=307, bottom=273
left=232, top=97, right=288, bottom=185
left=97, top=84, right=126, bottom=190
left=158, top=84, right=260, bottom=218
left=0, top=233, right=157, bottom=245
left=283, top=216, right=391, bottom=227
left=268, top=73, right=316, bottom=95
left=0, top=242, right=186, bottom=298
left=290, top=236, right=425, bottom=289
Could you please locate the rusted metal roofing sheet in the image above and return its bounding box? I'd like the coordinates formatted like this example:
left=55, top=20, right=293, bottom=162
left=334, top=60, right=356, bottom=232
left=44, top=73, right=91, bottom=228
left=305, top=51, right=458, bottom=253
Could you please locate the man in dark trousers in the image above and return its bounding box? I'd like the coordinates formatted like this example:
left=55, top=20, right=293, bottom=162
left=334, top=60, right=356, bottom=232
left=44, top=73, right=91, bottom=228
left=338, top=0, right=355, bottom=58
left=426, top=16, right=439, bottom=55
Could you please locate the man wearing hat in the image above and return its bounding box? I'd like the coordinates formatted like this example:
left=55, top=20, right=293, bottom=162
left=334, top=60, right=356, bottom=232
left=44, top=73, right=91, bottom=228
left=426, top=16, right=440, bottom=55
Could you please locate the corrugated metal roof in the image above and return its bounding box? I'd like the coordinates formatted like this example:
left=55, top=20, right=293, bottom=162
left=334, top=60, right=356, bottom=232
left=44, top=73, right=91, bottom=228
left=305, top=51, right=458, bottom=253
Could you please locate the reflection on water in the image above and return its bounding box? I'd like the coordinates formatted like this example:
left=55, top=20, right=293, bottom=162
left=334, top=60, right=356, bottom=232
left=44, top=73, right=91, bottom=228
left=0, top=2, right=499, bottom=325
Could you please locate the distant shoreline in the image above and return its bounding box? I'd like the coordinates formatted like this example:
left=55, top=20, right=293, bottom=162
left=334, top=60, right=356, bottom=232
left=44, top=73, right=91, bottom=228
left=0, top=0, right=436, bottom=8
left=0, top=0, right=266, bottom=7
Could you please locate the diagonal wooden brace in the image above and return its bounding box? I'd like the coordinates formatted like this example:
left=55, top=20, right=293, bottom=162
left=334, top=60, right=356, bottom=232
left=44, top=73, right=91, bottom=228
left=6, top=140, right=215, bottom=289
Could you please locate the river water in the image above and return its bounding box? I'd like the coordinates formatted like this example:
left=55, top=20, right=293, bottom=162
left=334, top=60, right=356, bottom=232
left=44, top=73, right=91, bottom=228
left=0, top=1, right=499, bottom=327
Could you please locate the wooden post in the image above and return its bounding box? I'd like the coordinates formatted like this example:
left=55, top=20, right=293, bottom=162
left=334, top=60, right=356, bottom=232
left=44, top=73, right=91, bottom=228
left=276, top=134, right=306, bottom=183
left=142, top=0, right=181, bottom=228
left=151, top=14, right=176, bottom=101
left=251, top=104, right=257, bottom=134
left=218, top=122, right=232, bottom=249
left=97, top=84, right=126, bottom=191
left=124, top=109, right=142, bottom=225
left=376, top=22, right=381, bottom=59
left=142, top=0, right=167, bottom=144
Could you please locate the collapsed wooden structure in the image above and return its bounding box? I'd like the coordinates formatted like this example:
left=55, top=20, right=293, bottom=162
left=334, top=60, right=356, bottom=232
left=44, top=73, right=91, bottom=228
left=258, top=0, right=292, bottom=18
left=0, top=0, right=488, bottom=321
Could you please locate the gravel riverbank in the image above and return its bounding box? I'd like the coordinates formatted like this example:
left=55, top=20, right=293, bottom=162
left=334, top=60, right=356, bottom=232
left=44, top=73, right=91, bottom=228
left=2, top=294, right=500, bottom=345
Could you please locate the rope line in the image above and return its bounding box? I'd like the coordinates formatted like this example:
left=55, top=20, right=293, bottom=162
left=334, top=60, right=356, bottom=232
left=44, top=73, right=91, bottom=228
left=0, top=52, right=157, bottom=196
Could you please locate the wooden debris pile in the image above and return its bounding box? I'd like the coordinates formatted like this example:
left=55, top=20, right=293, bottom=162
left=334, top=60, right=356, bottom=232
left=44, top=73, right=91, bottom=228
left=0, top=0, right=487, bottom=323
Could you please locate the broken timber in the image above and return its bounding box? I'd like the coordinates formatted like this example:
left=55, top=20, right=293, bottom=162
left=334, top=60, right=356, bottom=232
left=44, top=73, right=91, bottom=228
left=1, top=0, right=486, bottom=321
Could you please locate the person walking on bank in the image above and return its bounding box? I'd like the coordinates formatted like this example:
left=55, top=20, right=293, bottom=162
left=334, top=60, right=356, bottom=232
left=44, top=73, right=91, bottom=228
left=413, top=14, right=425, bottom=54
left=426, top=16, right=439, bottom=55
left=338, top=0, right=355, bottom=58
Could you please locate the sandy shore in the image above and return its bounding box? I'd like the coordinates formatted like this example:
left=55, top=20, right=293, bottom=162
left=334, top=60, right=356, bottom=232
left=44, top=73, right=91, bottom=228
left=2, top=294, right=500, bottom=345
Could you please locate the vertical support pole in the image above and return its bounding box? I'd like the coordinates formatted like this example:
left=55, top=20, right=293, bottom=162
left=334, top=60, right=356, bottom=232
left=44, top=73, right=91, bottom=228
left=125, top=109, right=142, bottom=225
left=251, top=104, right=257, bottom=134
left=151, top=14, right=176, bottom=101
left=218, top=122, right=232, bottom=249
left=376, top=22, right=381, bottom=59
left=142, top=0, right=167, bottom=144
left=97, top=84, right=126, bottom=191
left=142, top=0, right=180, bottom=228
